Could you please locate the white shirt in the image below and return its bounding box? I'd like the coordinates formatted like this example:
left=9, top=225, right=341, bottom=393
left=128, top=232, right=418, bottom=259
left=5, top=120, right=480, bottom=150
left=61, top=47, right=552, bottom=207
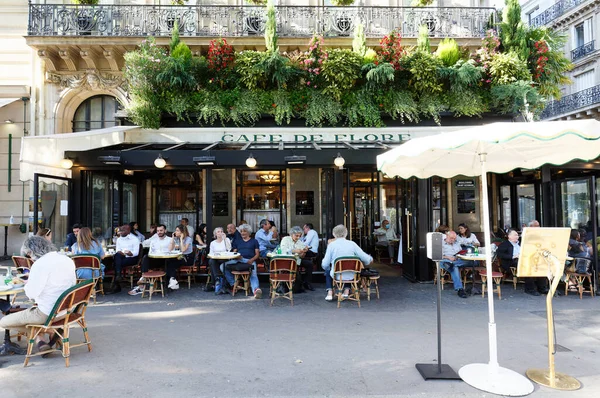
left=374, top=226, right=397, bottom=242
left=116, top=233, right=140, bottom=257
left=25, top=252, right=76, bottom=315
left=302, top=229, right=319, bottom=254
left=145, top=234, right=172, bottom=253
left=457, top=233, right=480, bottom=247
left=209, top=238, right=232, bottom=255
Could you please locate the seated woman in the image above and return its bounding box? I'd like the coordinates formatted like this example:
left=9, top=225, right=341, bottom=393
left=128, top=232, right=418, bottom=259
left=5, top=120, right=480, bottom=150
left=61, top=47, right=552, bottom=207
left=209, top=227, right=232, bottom=295
left=456, top=223, right=479, bottom=248
left=195, top=223, right=207, bottom=246
left=321, top=224, right=373, bottom=302
left=71, top=227, right=106, bottom=279
left=568, top=229, right=590, bottom=259
left=129, top=221, right=145, bottom=243
left=165, top=224, right=194, bottom=291
left=280, top=226, right=314, bottom=292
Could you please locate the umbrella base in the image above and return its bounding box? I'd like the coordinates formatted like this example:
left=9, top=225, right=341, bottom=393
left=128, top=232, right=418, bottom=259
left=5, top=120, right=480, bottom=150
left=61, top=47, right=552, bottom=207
left=416, top=363, right=460, bottom=380
left=459, top=363, right=534, bottom=396
left=526, top=368, right=581, bottom=390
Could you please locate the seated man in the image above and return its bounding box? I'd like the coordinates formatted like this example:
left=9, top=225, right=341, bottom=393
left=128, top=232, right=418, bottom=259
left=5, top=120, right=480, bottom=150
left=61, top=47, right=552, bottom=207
left=226, top=223, right=242, bottom=246
left=223, top=224, right=262, bottom=299
left=129, top=224, right=171, bottom=295
left=374, top=220, right=397, bottom=263
left=112, top=224, right=140, bottom=293
left=64, top=223, right=81, bottom=251
left=0, top=236, right=76, bottom=352
left=302, top=223, right=319, bottom=259
left=280, top=226, right=314, bottom=291
left=321, top=224, right=373, bottom=302
left=440, top=231, right=469, bottom=298
left=255, top=219, right=277, bottom=257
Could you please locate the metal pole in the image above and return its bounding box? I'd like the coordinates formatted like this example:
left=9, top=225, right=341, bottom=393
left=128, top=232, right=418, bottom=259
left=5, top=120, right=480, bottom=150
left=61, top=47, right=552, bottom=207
left=436, top=260, right=442, bottom=373
left=7, top=134, right=11, bottom=193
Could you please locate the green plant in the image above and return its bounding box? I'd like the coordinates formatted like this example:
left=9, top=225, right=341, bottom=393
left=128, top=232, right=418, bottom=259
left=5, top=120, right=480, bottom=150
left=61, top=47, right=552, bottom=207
left=417, top=25, right=431, bottom=53
left=264, top=1, right=278, bottom=53
left=411, top=0, right=434, bottom=6
left=408, top=51, right=442, bottom=95
left=343, top=89, right=384, bottom=127
left=491, top=80, right=541, bottom=115
left=170, top=0, right=188, bottom=4
left=501, top=0, right=528, bottom=60
left=245, top=0, right=267, bottom=4
left=526, top=27, right=572, bottom=99
left=259, top=52, right=300, bottom=90
left=378, top=89, right=419, bottom=124
left=236, top=51, right=269, bottom=90
left=364, top=49, right=377, bottom=64
left=489, top=51, right=531, bottom=85
left=303, top=92, right=342, bottom=126
left=435, top=38, right=460, bottom=67
left=378, top=29, right=403, bottom=70
left=271, top=90, right=294, bottom=125
left=330, top=0, right=355, bottom=5
left=320, top=49, right=362, bottom=101
left=71, top=0, right=99, bottom=4
left=352, top=23, right=367, bottom=57
left=363, top=62, right=395, bottom=90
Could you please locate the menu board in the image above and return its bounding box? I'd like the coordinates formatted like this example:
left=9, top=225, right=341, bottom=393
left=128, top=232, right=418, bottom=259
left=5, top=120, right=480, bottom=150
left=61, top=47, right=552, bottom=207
left=212, top=192, right=229, bottom=217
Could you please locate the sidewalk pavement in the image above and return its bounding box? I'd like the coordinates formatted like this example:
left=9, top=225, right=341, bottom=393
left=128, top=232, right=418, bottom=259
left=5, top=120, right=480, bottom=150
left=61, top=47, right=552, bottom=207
left=0, top=261, right=599, bottom=398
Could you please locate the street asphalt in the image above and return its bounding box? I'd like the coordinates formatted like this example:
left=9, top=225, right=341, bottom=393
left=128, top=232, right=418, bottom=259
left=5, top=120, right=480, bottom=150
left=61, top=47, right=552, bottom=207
left=0, top=260, right=598, bottom=398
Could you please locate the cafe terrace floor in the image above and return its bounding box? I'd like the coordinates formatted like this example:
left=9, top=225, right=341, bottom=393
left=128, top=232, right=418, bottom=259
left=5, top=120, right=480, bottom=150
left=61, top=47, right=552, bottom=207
left=1, top=260, right=599, bottom=397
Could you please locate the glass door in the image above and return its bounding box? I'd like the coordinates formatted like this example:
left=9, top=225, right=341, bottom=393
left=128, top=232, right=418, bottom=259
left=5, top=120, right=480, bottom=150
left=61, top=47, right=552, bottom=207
left=555, top=178, right=592, bottom=230
left=34, top=174, right=72, bottom=249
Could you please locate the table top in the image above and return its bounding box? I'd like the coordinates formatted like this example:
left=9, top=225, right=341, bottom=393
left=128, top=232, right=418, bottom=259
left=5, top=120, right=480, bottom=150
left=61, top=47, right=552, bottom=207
left=208, top=252, right=240, bottom=260
left=458, top=254, right=487, bottom=261
left=196, top=244, right=206, bottom=250
left=149, top=252, right=181, bottom=259
left=0, top=286, right=25, bottom=295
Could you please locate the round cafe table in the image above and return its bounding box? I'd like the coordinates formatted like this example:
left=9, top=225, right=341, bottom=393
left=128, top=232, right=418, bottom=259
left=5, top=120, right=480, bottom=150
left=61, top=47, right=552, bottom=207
left=0, top=286, right=26, bottom=356
left=148, top=252, right=180, bottom=259
left=207, top=252, right=240, bottom=260
left=457, top=253, right=488, bottom=293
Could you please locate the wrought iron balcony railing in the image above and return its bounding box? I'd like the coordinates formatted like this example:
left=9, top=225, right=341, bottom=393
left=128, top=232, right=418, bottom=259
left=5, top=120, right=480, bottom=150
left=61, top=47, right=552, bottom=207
left=529, top=0, right=586, bottom=28
left=540, top=84, right=600, bottom=119
left=28, top=3, right=495, bottom=39
left=571, top=40, right=595, bottom=61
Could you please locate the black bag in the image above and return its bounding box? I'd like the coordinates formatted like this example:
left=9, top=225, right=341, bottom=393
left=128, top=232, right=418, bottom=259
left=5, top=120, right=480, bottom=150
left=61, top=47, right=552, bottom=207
left=575, top=258, right=591, bottom=274
left=361, top=267, right=379, bottom=277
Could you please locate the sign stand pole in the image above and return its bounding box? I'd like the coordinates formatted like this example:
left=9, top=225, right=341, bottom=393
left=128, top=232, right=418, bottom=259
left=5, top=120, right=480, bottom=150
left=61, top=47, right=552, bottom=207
left=415, top=260, right=460, bottom=380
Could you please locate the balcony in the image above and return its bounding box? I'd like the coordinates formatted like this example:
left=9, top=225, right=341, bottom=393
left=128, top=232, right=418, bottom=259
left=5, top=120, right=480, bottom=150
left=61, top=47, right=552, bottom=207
left=572, top=40, right=595, bottom=61
left=529, top=0, right=587, bottom=28
left=540, top=84, right=600, bottom=119
left=28, top=3, right=495, bottom=39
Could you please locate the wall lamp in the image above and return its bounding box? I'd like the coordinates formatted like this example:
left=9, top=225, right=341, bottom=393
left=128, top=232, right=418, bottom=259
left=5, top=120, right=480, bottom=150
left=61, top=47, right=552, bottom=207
left=5, top=119, right=13, bottom=124
left=245, top=153, right=257, bottom=168
left=98, top=155, right=121, bottom=165
left=285, top=155, right=306, bottom=165
left=334, top=153, right=345, bottom=169
left=60, top=158, right=74, bottom=169
left=193, top=156, right=216, bottom=166
left=154, top=154, right=167, bottom=168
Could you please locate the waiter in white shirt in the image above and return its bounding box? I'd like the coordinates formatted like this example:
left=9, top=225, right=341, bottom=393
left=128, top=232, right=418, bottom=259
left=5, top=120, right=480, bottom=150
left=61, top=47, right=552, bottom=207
left=113, top=224, right=140, bottom=289
left=302, top=223, right=319, bottom=259
left=0, top=236, right=75, bottom=348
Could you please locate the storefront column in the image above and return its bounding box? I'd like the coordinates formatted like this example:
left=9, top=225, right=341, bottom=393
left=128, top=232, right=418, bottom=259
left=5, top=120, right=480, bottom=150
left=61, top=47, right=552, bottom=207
left=541, top=165, right=552, bottom=227
left=205, top=168, right=213, bottom=246
left=333, top=169, right=344, bottom=227
left=416, top=179, right=431, bottom=281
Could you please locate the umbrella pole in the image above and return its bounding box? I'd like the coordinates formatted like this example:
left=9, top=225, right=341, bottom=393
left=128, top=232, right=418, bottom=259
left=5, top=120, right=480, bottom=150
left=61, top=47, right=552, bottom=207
left=458, top=155, right=534, bottom=397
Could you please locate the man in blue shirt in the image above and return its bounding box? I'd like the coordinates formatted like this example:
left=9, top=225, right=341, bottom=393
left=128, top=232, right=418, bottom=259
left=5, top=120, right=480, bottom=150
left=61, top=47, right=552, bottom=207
left=302, top=223, right=319, bottom=258
left=64, top=223, right=81, bottom=250
left=226, top=223, right=242, bottom=245
left=255, top=219, right=277, bottom=257
left=223, top=224, right=262, bottom=299
left=440, top=231, right=469, bottom=298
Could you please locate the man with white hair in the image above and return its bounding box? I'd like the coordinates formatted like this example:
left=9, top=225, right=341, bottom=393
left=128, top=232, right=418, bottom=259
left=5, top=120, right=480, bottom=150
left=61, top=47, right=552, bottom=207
left=0, top=236, right=76, bottom=351
left=440, top=231, right=469, bottom=298
left=321, top=225, right=373, bottom=302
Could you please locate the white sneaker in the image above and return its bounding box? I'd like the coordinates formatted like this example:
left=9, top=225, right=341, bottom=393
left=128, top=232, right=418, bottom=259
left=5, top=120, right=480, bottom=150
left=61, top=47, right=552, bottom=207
left=168, top=277, right=179, bottom=290
left=325, top=292, right=333, bottom=301
left=342, top=289, right=350, bottom=299
left=128, top=286, right=143, bottom=296
left=137, top=277, right=146, bottom=286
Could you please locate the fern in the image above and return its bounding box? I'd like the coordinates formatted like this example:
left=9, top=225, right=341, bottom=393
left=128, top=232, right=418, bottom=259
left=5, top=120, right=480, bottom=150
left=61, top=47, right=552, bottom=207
left=343, top=89, right=383, bottom=127
left=378, top=89, right=419, bottom=124
left=264, top=1, right=278, bottom=53
left=303, top=92, right=342, bottom=127
left=363, top=62, right=395, bottom=90
left=271, top=90, right=294, bottom=125
left=490, top=81, right=542, bottom=115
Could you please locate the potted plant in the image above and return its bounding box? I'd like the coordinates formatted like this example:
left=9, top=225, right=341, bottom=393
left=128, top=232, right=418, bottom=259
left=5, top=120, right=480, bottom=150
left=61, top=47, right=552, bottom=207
left=72, top=0, right=99, bottom=36
left=331, top=0, right=355, bottom=5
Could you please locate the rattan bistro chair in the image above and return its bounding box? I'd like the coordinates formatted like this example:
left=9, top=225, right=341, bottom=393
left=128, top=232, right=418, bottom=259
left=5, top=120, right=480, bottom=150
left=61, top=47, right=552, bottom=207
left=333, top=256, right=364, bottom=308
left=72, top=255, right=104, bottom=303
left=269, top=256, right=297, bottom=306
left=11, top=255, right=33, bottom=273
left=24, top=279, right=95, bottom=368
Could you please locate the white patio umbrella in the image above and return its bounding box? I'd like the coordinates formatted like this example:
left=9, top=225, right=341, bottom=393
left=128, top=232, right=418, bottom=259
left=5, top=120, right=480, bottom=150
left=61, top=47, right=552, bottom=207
left=377, top=119, right=600, bottom=396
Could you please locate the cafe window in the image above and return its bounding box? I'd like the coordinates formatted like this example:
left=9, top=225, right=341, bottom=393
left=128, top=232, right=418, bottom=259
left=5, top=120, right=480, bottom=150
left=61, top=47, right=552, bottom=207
left=156, top=171, right=202, bottom=232
left=237, top=170, right=286, bottom=233
left=72, top=95, right=121, bottom=132
left=296, top=191, right=314, bottom=215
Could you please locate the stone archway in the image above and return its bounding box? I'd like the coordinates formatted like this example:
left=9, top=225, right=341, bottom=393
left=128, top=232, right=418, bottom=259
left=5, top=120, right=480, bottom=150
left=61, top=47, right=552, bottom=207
left=49, top=69, right=129, bottom=134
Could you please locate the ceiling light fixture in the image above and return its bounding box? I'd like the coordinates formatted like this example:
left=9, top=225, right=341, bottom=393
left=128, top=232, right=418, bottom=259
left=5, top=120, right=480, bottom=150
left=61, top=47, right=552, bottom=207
left=154, top=154, right=166, bottom=169
left=334, top=153, right=345, bottom=169
left=245, top=153, right=257, bottom=168
left=60, top=158, right=73, bottom=169
left=98, top=155, right=121, bottom=165
left=284, top=155, right=306, bottom=165
left=193, top=156, right=216, bottom=166
left=123, top=169, right=134, bottom=176
left=5, top=119, right=13, bottom=124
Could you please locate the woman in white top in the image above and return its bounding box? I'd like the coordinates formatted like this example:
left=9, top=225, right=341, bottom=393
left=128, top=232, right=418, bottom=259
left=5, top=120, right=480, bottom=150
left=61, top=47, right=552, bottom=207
left=165, top=225, right=194, bottom=291
left=209, top=227, right=232, bottom=295
left=456, top=223, right=480, bottom=247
